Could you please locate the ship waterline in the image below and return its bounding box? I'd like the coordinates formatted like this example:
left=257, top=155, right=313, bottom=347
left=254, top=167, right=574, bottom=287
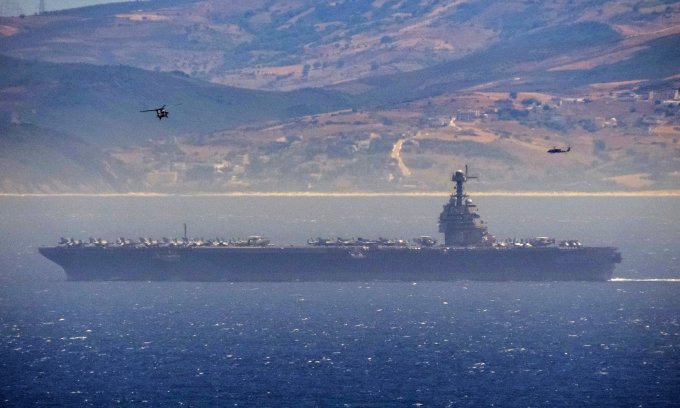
left=39, top=245, right=620, bottom=282
left=38, top=167, right=622, bottom=281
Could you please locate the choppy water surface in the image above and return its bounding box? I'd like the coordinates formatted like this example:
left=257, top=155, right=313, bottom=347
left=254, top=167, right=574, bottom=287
left=1, top=196, right=679, bottom=406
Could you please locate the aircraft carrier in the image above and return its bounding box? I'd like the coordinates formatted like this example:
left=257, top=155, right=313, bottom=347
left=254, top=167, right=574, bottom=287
left=39, top=168, right=622, bottom=281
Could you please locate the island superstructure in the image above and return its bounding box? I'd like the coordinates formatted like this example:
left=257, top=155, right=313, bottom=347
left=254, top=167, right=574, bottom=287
left=39, top=168, right=621, bottom=281
left=439, top=166, right=492, bottom=247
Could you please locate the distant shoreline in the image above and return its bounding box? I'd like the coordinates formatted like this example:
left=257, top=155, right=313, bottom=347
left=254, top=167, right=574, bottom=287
left=2, top=191, right=680, bottom=198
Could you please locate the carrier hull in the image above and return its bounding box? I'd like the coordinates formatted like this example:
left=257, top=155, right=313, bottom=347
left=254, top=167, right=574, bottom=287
left=38, top=167, right=622, bottom=282
left=39, top=245, right=620, bottom=282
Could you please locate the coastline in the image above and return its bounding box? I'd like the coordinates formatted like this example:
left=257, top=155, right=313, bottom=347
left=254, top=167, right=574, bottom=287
left=2, top=190, right=680, bottom=198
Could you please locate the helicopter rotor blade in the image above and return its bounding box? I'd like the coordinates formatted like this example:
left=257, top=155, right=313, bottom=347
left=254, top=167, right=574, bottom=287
left=141, top=105, right=165, bottom=112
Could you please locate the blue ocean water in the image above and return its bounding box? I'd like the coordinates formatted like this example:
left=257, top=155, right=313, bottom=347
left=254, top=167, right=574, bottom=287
left=1, top=196, right=679, bottom=406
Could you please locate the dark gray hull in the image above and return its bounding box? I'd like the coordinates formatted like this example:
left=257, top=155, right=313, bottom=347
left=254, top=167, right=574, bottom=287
left=39, top=245, right=621, bottom=282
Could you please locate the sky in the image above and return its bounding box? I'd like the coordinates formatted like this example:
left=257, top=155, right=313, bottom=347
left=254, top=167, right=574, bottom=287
left=8, top=0, right=130, bottom=15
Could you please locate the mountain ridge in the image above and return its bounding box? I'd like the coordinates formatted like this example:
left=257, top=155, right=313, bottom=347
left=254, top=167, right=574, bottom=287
left=2, top=0, right=677, bottom=91
left=0, top=54, right=353, bottom=146
left=0, top=0, right=679, bottom=193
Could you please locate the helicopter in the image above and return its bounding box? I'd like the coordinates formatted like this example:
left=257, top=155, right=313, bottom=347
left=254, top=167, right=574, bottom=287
left=140, top=105, right=170, bottom=120
left=547, top=146, right=570, bottom=154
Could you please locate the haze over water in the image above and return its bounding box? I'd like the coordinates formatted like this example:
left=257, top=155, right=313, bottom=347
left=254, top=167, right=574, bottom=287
left=1, top=196, right=679, bottom=406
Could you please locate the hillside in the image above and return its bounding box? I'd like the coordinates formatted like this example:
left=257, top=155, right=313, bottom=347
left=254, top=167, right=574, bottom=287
left=0, top=123, right=136, bottom=193
left=0, top=55, right=351, bottom=146
left=115, top=86, right=678, bottom=193
left=0, top=0, right=679, bottom=193
left=1, top=0, right=678, bottom=91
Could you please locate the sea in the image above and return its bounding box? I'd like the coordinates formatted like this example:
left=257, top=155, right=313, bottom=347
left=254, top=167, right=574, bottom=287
left=1, top=195, right=679, bottom=407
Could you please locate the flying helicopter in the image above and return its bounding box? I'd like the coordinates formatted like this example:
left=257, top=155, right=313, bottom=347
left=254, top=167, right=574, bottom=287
left=140, top=105, right=170, bottom=120
left=547, top=146, right=571, bottom=154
